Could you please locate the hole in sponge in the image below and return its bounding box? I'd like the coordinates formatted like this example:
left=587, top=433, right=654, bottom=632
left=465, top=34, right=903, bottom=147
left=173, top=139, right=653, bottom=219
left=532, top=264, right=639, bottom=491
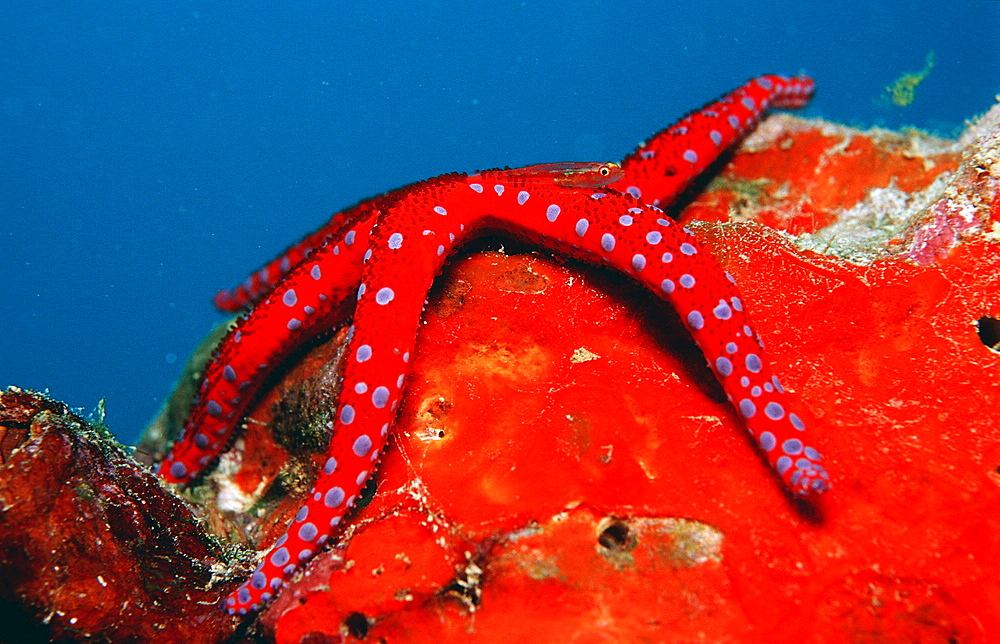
left=343, top=612, right=369, bottom=639
left=976, top=317, right=1000, bottom=353
left=597, top=519, right=637, bottom=552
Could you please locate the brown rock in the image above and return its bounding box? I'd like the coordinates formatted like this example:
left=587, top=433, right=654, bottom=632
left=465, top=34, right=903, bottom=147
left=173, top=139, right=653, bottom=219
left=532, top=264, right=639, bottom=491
left=0, top=388, right=238, bottom=643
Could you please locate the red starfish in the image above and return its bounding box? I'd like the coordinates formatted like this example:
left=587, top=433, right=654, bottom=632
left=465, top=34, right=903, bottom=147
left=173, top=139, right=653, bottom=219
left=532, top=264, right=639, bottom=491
left=156, top=74, right=828, bottom=616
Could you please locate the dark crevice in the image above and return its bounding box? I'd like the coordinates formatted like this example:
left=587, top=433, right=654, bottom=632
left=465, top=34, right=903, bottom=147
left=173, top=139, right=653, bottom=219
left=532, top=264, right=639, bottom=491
left=597, top=519, right=637, bottom=552
left=0, top=598, right=50, bottom=644
left=343, top=611, right=370, bottom=639
left=976, top=317, right=1000, bottom=352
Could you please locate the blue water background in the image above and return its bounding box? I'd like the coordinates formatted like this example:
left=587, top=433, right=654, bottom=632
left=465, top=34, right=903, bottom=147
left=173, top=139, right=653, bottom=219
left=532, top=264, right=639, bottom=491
left=2, top=1, right=998, bottom=445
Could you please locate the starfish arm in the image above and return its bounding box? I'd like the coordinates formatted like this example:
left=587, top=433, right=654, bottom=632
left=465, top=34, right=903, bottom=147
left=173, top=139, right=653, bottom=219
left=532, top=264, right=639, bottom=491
left=615, top=74, right=814, bottom=207
left=213, top=201, right=380, bottom=312
left=210, top=166, right=629, bottom=314
left=224, top=166, right=828, bottom=614
left=158, top=216, right=376, bottom=483
left=211, top=165, right=624, bottom=314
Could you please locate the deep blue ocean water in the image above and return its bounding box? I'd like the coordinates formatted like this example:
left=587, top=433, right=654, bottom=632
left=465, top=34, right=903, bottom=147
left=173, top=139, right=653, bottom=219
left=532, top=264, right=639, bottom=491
left=2, top=1, right=998, bottom=445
